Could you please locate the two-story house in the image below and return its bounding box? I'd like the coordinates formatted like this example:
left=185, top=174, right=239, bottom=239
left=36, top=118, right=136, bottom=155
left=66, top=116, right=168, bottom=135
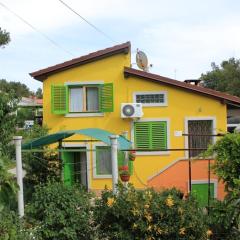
left=29, top=41, right=240, bottom=204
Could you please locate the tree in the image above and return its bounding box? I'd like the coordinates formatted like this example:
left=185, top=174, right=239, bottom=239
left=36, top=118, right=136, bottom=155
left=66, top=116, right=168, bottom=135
left=35, top=88, right=43, bottom=98
left=201, top=58, right=240, bottom=97
left=0, top=27, right=10, bottom=48
left=0, top=92, right=19, bottom=211
left=0, top=79, right=33, bottom=98
left=0, top=91, right=18, bottom=156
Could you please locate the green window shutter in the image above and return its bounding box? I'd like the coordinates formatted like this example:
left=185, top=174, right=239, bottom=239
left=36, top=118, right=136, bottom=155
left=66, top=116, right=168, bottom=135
left=151, top=121, right=167, bottom=150
left=134, top=121, right=167, bottom=150
left=51, top=85, right=68, bottom=114
left=100, top=83, right=114, bottom=112
left=134, top=122, right=151, bottom=150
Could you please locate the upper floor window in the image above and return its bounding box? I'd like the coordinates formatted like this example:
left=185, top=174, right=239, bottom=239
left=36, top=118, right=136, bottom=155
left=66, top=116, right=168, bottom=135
left=51, top=83, right=113, bottom=114
left=69, top=86, right=99, bottom=112
left=133, top=91, right=167, bottom=107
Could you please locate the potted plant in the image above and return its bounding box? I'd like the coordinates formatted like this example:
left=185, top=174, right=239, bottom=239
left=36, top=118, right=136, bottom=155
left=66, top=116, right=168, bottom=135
left=129, top=150, right=136, bottom=161
left=119, top=170, right=130, bottom=182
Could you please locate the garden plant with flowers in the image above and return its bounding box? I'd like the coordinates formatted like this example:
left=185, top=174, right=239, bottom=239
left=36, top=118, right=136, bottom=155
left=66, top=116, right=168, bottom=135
left=94, top=184, right=209, bottom=240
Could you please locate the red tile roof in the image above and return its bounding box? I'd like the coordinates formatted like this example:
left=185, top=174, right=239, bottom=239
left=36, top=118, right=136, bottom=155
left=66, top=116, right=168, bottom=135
left=124, top=67, right=240, bottom=105
left=30, top=41, right=131, bottom=81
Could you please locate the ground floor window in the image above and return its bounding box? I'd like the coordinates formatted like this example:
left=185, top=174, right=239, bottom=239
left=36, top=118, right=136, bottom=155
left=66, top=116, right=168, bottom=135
left=188, top=120, right=213, bottom=158
left=95, top=146, right=112, bottom=176
left=134, top=121, right=168, bottom=151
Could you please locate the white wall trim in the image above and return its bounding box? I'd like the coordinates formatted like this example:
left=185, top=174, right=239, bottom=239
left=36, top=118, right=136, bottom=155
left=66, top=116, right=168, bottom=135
left=62, top=143, right=91, bottom=190
left=92, top=142, right=112, bottom=179
left=132, top=91, right=168, bottom=107
left=190, top=179, right=218, bottom=198
left=184, top=117, right=217, bottom=159
left=65, top=113, right=104, bottom=118
left=65, top=81, right=104, bottom=86
left=131, top=118, right=170, bottom=155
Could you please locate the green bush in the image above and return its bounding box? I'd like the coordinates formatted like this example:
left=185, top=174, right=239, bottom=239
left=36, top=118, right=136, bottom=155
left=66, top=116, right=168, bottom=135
left=210, top=133, right=240, bottom=196
left=0, top=209, right=27, bottom=240
left=208, top=199, right=240, bottom=240
left=25, top=181, right=94, bottom=240
left=94, top=184, right=208, bottom=240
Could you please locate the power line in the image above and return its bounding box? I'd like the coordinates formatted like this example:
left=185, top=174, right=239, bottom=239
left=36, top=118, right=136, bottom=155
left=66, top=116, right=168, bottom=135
left=0, top=1, right=74, bottom=57
left=57, top=0, right=117, bottom=44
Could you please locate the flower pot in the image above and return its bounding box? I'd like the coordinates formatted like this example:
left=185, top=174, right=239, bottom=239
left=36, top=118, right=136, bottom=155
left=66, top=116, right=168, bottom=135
left=120, top=174, right=130, bottom=182
left=129, top=150, right=136, bottom=161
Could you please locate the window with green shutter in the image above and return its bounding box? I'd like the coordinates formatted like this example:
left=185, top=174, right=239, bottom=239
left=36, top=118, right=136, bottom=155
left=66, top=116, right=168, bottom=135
left=51, top=83, right=114, bottom=114
left=99, top=83, right=114, bottom=112
left=134, top=121, right=167, bottom=150
left=51, top=85, right=68, bottom=114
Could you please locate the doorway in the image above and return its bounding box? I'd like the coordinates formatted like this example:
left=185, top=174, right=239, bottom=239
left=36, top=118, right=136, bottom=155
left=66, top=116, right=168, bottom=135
left=62, top=147, right=88, bottom=189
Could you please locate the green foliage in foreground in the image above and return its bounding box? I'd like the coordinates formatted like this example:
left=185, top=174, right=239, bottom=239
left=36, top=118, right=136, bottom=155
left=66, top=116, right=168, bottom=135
left=25, top=181, right=94, bottom=240
left=209, top=133, right=240, bottom=196
left=208, top=199, right=240, bottom=240
left=94, top=185, right=208, bottom=240
left=0, top=209, right=28, bottom=240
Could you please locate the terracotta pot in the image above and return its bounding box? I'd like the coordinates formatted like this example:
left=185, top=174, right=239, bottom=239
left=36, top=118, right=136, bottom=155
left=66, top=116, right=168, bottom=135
left=120, top=174, right=130, bottom=182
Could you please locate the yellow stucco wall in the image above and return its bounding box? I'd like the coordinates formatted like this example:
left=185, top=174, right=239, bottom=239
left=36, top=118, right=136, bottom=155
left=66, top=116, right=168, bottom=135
left=43, top=51, right=227, bottom=190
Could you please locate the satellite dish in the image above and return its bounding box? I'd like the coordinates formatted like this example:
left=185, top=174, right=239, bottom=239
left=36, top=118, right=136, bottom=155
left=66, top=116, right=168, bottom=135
left=136, top=50, right=149, bottom=71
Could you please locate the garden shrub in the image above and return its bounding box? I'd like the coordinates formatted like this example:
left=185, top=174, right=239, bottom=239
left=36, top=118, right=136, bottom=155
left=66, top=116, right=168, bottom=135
left=94, top=184, right=209, bottom=240
left=206, top=133, right=240, bottom=237
left=208, top=199, right=240, bottom=240
left=0, top=209, right=27, bottom=240
left=25, top=181, right=94, bottom=240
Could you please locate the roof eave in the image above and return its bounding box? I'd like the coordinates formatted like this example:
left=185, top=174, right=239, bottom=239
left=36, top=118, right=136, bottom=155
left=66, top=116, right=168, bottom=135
left=124, top=67, right=240, bottom=106
left=30, top=42, right=131, bottom=81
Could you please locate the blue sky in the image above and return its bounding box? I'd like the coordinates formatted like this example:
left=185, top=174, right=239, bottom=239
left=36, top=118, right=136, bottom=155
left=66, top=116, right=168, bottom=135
left=1, top=0, right=240, bottom=91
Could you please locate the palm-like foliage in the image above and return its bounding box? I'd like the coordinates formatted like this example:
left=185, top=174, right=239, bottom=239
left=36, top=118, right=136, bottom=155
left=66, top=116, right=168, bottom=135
left=0, top=155, right=18, bottom=211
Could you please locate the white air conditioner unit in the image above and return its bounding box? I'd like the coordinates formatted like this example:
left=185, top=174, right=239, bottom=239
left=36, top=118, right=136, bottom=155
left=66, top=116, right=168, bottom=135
left=121, top=103, right=143, bottom=118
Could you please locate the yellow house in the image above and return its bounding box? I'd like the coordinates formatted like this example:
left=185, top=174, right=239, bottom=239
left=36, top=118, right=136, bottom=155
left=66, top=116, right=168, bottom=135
left=30, top=42, right=240, bottom=201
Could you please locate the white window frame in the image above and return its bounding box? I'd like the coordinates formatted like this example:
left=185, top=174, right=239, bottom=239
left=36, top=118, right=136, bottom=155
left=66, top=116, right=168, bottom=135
left=92, top=142, right=112, bottom=179
left=131, top=118, right=170, bottom=156
left=64, top=81, right=104, bottom=118
left=133, top=91, right=168, bottom=107
left=184, top=117, right=216, bottom=159
left=190, top=179, right=218, bottom=198
left=62, top=142, right=91, bottom=190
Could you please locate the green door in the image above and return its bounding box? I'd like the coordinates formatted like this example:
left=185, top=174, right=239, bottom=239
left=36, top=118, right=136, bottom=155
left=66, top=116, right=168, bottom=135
left=62, top=152, right=74, bottom=186
left=192, top=183, right=214, bottom=207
